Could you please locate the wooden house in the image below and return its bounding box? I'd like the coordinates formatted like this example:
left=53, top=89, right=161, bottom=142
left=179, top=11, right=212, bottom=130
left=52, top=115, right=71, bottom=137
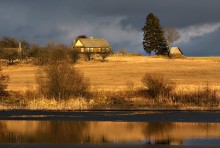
left=3, top=42, right=23, bottom=53
left=168, top=47, right=184, bottom=58
left=73, top=38, right=111, bottom=53
left=0, top=42, right=23, bottom=65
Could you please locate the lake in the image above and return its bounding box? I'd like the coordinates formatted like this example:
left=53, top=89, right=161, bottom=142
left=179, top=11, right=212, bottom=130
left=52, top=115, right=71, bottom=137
left=0, top=111, right=220, bottom=147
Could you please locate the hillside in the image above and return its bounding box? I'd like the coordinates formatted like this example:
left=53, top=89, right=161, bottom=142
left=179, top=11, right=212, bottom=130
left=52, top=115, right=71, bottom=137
left=2, top=56, right=220, bottom=94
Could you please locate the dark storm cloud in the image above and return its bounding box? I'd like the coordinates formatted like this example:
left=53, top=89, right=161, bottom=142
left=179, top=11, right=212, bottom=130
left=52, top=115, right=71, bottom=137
left=179, top=29, right=220, bottom=56
left=0, top=0, right=220, bottom=55
left=147, top=0, right=220, bottom=27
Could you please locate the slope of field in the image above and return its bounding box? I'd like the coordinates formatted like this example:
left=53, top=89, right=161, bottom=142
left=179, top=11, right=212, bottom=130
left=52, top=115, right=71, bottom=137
left=2, top=56, right=220, bottom=93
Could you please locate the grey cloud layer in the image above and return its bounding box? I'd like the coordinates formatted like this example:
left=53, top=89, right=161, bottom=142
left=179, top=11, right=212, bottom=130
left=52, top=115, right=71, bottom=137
left=0, top=0, right=220, bottom=55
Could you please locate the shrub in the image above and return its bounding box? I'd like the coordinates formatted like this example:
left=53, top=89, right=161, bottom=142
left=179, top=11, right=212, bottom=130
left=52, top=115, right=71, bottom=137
left=33, top=42, right=78, bottom=65
left=142, top=74, right=174, bottom=98
left=118, top=48, right=127, bottom=55
left=174, top=84, right=219, bottom=107
left=0, top=67, right=9, bottom=97
left=37, top=62, right=89, bottom=100
left=69, top=49, right=79, bottom=63
left=100, top=52, right=111, bottom=61
left=34, top=48, right=50, bottom=65
left=35, top=42, right=88, bottom=100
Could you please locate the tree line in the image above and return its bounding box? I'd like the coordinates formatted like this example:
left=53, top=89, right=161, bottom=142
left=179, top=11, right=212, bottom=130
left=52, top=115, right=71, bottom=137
left=0, top=40, right=88, bottom=100
left=0, top=37, right=79, bottom=65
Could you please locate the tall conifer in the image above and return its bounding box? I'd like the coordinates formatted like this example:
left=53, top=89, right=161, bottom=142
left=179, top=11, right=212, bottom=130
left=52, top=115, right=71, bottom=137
left=142, top=13, right=168, bottom=55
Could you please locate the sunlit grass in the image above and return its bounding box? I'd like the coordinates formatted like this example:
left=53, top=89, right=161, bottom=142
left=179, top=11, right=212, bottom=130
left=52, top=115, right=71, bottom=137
left=2, top=56, right=220, bottom=92
left=0, top=55, right=220, bottom=110
left=27, top=97, right=90, bottom=110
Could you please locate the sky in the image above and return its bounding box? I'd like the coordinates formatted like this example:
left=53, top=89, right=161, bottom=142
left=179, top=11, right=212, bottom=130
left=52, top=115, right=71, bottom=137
left=0, top=0, right=220, bottom=56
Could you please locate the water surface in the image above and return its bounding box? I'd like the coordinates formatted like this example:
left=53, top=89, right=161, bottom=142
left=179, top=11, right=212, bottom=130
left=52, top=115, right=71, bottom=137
left=1, top=121, right=220, bottom=146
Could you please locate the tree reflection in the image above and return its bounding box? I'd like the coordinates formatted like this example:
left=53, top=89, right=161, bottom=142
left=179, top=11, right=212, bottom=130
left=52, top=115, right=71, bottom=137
left=0, top=121, right=6, bottom=143
left=143, top=122, right=178, bottom=145
left=50, top=121, right=87, bottom=143
left=0, top=121, right=220, bottom=145
left=32, top=121, right=88, bottom=143
left=147, top=122, right=173, bottom=135
left=0, top=121, right=87, bottom=143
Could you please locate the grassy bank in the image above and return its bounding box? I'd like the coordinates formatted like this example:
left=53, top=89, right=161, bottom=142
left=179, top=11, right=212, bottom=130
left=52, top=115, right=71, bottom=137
left=1, top=55, right=220, bottom=110
left=0, top=87, right=219, bottom=110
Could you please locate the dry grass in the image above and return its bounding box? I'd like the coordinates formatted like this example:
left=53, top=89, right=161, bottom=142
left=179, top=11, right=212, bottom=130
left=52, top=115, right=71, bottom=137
left=1, top=55, right=220, bottom=110
left=1, top=64, right=37, bottom=91
left=27, top=97, right=90, bottom=110
left=77, top=56, right=220, bottom=93
left=2, top=56, right=220, bottom=92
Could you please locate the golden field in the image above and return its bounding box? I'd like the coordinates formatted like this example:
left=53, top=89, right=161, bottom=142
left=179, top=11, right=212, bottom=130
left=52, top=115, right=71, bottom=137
left=2, top=55, right=220, bottom=93
left=1, top=55, right=220, bottom=110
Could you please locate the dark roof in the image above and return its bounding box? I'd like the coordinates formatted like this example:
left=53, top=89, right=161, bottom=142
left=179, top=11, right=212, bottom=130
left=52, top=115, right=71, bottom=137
left=75, top=38, right=111, bottom=48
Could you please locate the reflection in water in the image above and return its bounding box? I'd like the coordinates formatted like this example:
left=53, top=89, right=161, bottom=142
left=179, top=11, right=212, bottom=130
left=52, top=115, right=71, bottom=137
left=0, top=121, right=220, bottom=145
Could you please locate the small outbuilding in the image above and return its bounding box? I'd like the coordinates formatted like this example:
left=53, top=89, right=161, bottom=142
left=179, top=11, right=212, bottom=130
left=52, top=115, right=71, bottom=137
left=168, top=47, right=184, bottom=58
left=73, top=37, right=111, bottom=53
left=3, top=42, right=23, bottom=53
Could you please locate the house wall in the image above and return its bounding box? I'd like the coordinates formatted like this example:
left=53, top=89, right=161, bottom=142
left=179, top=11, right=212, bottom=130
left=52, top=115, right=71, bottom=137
left=75, top=40, right=83, bottom=47
left=173, top=49, right=182, bottom=55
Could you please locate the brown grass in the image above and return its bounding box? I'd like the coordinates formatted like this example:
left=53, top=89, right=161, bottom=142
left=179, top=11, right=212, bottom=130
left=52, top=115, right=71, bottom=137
left=2, top=56, right=220, bottom=92
left=1, top=55, right=220, bottom=110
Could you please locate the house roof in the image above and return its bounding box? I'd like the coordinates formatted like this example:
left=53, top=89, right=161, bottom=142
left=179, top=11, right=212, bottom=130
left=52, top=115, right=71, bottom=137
left=169, top=47, right=183, bottom=55
left=75, top=38, right=111, bottom=48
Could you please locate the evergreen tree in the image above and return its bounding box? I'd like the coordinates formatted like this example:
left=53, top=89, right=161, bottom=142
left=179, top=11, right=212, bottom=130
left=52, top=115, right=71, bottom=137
left=142, top=13, right=168, bottom=55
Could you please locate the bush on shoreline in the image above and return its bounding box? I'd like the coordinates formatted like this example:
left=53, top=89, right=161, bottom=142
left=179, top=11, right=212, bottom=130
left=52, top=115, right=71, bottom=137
left=36, top=43, right=89, bottom=100
left=140, top=74, right=219, bottom=107
left=142, top=74, right=174, bottom=99
left=37, top=62, right=89, bottom=100
left=0, top=68, right=9, bottom=97
left=173, top=84, right=219, bottom=107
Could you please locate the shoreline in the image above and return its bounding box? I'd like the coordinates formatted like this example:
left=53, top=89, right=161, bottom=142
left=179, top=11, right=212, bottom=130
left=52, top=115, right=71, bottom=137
left=1, top=144, right=219, bottom=148
left=1, top=110, right=220, bottom=122
left=1, top=107, right=220, bottom=112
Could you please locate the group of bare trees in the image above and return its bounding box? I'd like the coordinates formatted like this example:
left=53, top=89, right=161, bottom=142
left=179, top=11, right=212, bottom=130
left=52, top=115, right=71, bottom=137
left=0, top=37, right=79, bottom=65
left=30, top=42, right=79, bottom=65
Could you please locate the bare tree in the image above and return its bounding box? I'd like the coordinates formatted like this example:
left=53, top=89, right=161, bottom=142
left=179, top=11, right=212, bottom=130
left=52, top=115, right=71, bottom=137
left=164, top=27, right=180, bottom=47
left=100, top=52, right=111, bottom=61
left=118, top=48, right=127, bottom=55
